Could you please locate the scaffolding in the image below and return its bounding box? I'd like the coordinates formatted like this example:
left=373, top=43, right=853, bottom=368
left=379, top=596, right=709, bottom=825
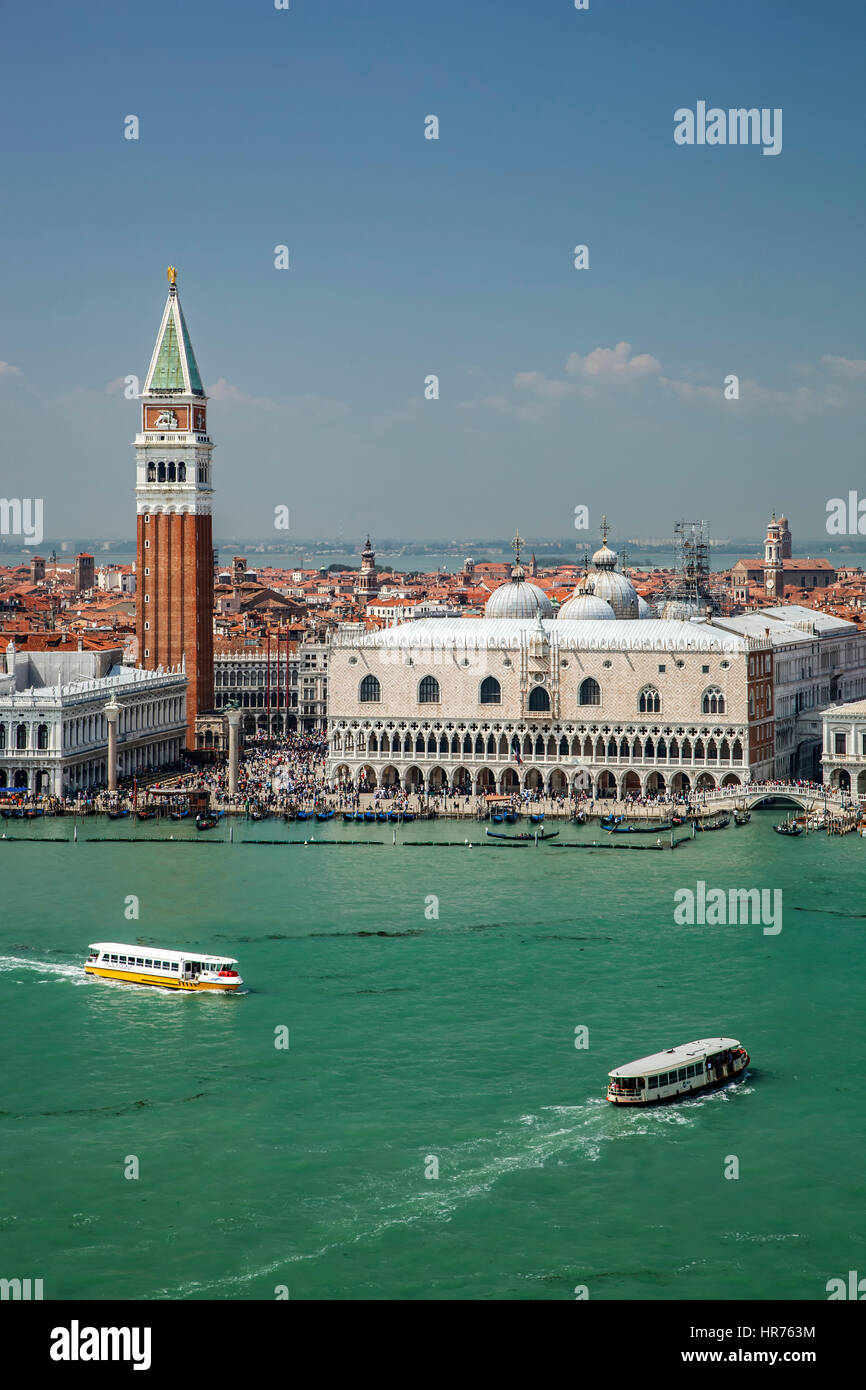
left=660, top=520, right=721, bottom=614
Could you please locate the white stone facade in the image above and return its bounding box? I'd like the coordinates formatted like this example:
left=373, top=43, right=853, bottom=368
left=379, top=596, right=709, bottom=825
left=326, top=618, right=774, bottom=795
left=821, top=699, right=866, bottom=796
left=0, top=646, right=187, bottom=795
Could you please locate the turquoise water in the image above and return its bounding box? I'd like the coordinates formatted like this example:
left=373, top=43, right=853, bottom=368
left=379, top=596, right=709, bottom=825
left=1, top=811, right=863, bottom=1300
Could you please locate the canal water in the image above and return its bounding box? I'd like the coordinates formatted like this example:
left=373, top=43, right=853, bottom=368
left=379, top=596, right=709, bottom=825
left=0, top=809, right=863, bottom=1300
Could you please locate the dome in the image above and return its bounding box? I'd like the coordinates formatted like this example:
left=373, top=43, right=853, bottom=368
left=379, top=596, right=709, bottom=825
left=637, top=596, right=654, bottom=619
left=592, top=541, right=618, bottom=570
left=485, top=574, right=554, bottom=619
left=590, top=567, right=640, bottom=619
left=558, top=591, right=616, bottom=621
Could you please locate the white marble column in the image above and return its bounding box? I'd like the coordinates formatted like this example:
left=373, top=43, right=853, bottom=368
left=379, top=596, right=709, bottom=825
left=227, top=708, right=242, bottom=795
left=105, top=699, right=120, bottom=793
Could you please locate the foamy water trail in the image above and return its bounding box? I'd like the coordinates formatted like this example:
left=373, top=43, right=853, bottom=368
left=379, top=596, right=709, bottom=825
left=0, top=955, right=88, bottom=985
left=151, top=1083, right=752, bottom=1298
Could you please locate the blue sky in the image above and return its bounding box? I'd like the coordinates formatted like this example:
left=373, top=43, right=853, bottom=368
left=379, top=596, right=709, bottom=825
left=1, top=0, right=863, bottom=544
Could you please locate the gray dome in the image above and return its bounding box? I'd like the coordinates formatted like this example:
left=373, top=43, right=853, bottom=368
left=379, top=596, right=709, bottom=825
left=637, top=595, right=654, bottom=619
left=589, top=567, right=640, bottom=619
left=592, top=541, right=618, bottom=570
left=558, top=591, right=616, bottom=621
left=485, top=576, right=554, bottom=619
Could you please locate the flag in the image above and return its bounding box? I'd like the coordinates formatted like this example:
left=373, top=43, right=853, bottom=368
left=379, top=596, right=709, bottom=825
left=511, top=736, right=523, bottom=766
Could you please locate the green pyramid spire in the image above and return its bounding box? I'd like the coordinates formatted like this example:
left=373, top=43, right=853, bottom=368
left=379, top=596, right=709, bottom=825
left=143, top=270, right=205, bottom=396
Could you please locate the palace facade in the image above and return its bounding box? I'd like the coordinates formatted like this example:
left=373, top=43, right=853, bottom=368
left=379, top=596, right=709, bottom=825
left=326, top=616, right=774, bottom=795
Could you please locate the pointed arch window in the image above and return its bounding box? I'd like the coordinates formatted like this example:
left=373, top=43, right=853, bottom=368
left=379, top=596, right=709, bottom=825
left=579, top=678, right=601, bottom=706
left=702, top=686, right=725, bottom=715
left=359, top=675, right=381, bottom=702
left=480, top=676, right=501, bottom=704
left=528, top=685, right=550, bottom=712
left=418, top=675, right=440, bottom=703
left=638, top=686, right=661, bottom=714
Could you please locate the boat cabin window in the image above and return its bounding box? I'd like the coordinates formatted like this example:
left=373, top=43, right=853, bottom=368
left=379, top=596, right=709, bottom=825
left=144, top=959, right=152, bottom=968
left=171, top=963, right=179, bottom=971
left=110, top=955, right=118, bottom=963
left=102, top=954, right=110, bottom=961
left=648, top=1076, right=658, bottom=1088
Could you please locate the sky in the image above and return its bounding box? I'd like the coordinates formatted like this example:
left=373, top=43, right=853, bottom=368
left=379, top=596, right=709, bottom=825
left=1, top=0, right=864, bottom=546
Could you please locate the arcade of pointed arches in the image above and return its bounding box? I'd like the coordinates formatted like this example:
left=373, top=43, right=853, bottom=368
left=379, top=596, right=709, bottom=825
left=328, top=717, right=747, bottom=793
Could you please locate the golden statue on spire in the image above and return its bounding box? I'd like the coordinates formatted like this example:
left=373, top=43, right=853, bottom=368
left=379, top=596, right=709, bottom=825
left=167, top=266, right=177, bottom=286
left=512, top=530, right=523, bottom=565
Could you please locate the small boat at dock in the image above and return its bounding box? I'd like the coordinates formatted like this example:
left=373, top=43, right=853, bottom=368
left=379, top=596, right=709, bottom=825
left=693, top=812, right=731, bottom=831
left=606, top=820, right=674, bottom=834
left=734, top=808, right=751, bottom=825
left=195, top=814, right=218, bottom=831
left=486, top=828, right=559, bottom=841
left=316, top=809, right=335, bottom=821
left=773, top=820, right=803, bottom=836
left=607, top=1038, right=750, bottom=1105
left=136, top=808, right=157, bottom=821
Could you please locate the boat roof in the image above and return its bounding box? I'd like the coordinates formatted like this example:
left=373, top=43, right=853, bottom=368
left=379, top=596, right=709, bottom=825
left=88, top=943, right=238, bottom=965
left=609, top=1038, right=741, bottom=1078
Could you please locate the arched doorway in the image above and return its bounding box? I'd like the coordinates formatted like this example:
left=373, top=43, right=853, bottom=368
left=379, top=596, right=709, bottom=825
left=381, top=765, right=399, bottom=787
left=622, top=770, right=641, bottom=795
left=475, top=767, right=495, bottom=793
left=834, top=769, right=851, bottom=791
left=548, top=768, right=567, bottom=794
left=499, top=767, right=519, bottom=792
left=596, top=770, right=616, bottom=797
left=360, top=764, right=379, bottom=790
left=523, top=768, right=543, bottom=792
left=645, top=771, right=666, bottom=793
left=404, top=765, right=423, bottom=791
left=428, top=766, right=447, bottom=791
left=721, top=773, right=741, bottom=788
left=695, top=772, right=716, bottom=790
left=13, top=770, right=28, bottom=788
left=671, top=771, right=691, bottom=793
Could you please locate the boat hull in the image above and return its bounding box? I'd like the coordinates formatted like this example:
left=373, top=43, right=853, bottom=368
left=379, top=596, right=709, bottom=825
left=608, top=1055, right=750, bottom=1105
left=85, top=966, right=241, bottom=991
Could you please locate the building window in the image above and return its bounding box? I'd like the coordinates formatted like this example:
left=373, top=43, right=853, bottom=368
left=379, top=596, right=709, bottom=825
left=638, top=686, right=660, bottom=714
left=579, top=677, right=601, bottom=706
left=528, top=685, right=550, bottom=712
left=702, top=665, right=709, bottom=674
left=418, top=675, right=440, bottom=703
left=359, top=675, right=381, bottom=702
left=480, top=676, right=501, bottom=704
left=835, top=732, right=847, bottom=755
left=144, top=540, right=150, bottom=549
left=658, top=664, right=666, bottom=673
left=702, top=687, right=725, bottom=715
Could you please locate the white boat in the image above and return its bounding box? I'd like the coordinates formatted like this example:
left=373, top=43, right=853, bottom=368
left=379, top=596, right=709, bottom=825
left=607, top=1037, right=749, bottom=1105
left=85, top=943, right=244, bottom=992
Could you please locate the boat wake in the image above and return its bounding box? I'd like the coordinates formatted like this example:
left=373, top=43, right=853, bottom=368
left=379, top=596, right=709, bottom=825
left=150, top=1087, right=747, bottom=1297
left=0, top=954, right=88, bottom=985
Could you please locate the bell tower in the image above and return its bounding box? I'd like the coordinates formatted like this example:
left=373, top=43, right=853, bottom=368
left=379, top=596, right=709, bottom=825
left=135, top=268, right=214, bottom=747
left=763, top=512, right=783, bottom=599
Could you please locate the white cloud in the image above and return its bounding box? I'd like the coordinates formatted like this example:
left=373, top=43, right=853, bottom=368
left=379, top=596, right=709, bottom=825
left=207, top=378, right=278, bottom=409
left=566, top=341, right=662, bottom=382
left=821, top=355, right=866, bottom=379
left=0, top=361, right=22, bottom=376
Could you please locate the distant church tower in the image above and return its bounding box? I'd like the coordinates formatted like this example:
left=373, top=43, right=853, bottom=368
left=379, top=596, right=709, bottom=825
left=356, top=536, right=379, bottom=600
left=134, top=268, right=214, bottom=748
left=763, top=512, right=783, bottom=599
